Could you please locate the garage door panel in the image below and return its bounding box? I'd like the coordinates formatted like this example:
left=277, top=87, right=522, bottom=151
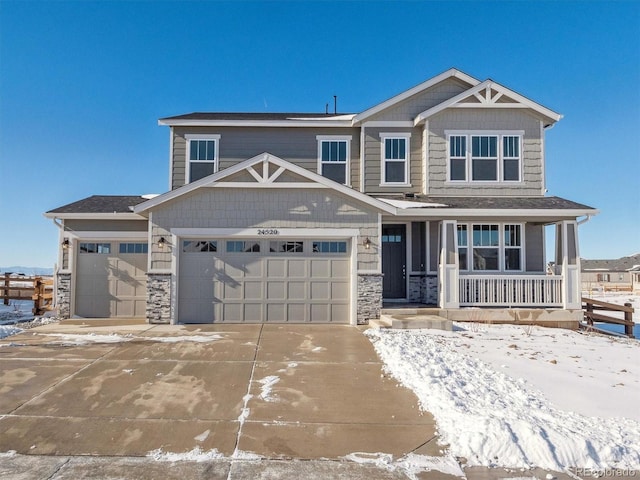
left=267, top=259, right=286, bottom=278
left=267, top=282, right=286, bottom=300
left=287, top=282, right=306, bottom=300
left=178, top=238, right=350, bottom=324
left=287, top=260, right=307, bottom=278
left=310, top=260, right=330, bottom=277
left=310, top=282, right=329, bottom=300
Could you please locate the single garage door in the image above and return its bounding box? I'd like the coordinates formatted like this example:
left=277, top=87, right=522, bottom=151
left=75, top=242, right=148, bottom=317
left=178, top=238, right=351, bottom=323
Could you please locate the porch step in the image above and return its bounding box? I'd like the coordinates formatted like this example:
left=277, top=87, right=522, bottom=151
left=380, top=313, right=453, bottom=331
left=381, top=307, right=441, bottom=316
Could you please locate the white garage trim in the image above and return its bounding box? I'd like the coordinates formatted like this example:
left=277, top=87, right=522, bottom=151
left=65, top=231, right=148, bottom=240
left=170, top=229, right=359, bottom=325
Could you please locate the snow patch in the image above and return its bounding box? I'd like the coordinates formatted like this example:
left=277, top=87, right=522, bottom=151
left=344, top=452, right=464, bottom=479
left=365, top=328, right=640, bottom=471
left=147, top=446, right=224, bottom=462
left=0, top=325, right=22, bottom=339
left=194, top=429, right=210, bottom=442
left=32, top=333, right=223, bottom=345
left=257, top=375, right=280, bottom=402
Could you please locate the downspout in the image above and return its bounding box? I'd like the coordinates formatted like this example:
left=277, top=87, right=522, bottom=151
left=577, top=214, right=593, bottom=226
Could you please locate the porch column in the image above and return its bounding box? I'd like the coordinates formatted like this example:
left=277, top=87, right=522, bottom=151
left=556, top=220, right=581, bottom=309
left=438, top=220, right=459, bottom=308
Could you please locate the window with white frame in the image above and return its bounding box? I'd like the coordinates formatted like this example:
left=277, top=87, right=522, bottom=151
left=456, top=223, right=523, bottom=271
left=380, top=133, right=410, bottom=185
left=186, top=134, right=220, bottom=183
left=447, top=132, right=522, bottom=183
left=457, top=224, right=468, bottom=270
left=317, top=136, right=350, bottom=185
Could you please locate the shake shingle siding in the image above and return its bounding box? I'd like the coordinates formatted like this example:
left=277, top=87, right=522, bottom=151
left=427, top=109, right=543, bottom=196
left=172, top=126, right=360, bottom=190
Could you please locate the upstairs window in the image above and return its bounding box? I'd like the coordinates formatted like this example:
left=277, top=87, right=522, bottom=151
left=317, top=136, right=351, bottom=185
left=447, top=132, right=522, bottom=183
left=380, top=133, right=411, bottom=185
left=186, top=134, right=220, bottom=183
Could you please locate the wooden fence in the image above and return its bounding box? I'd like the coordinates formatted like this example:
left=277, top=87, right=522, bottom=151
left=582, top=297, right=635, bottom=338
left=2, top=273, right=54, bottom=315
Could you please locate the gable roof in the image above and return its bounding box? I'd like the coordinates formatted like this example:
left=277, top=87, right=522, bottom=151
left=133, top=152, right=397, bottom=215
left=413, top=79, right=562, bottom=127
left=581, top=253, right=640, bottom=272
left=44, top=195, right=148, bottom=219
left=352, top=68, right=480, bottom=124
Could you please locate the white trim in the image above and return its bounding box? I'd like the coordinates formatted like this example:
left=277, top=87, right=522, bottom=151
left=171, top=227, right=360, bottom=238
left=359, top=126, right=366, bottom=193
left=540, top=120, right=546, bottom=195
left=316, top=135, right=352, bottom=186
left=353, top=68, right=480, bottom=124
left=361, top=121, right=414, bottom=127
left=64, top=231, right=148, bottom=240
left=422, top=122, right=429, bottom=195
left=147, top=211, right=154, bottom=273
left=44, top=212, right=145, bottom=220
left=210, top=182, right=327, bottom=189
left=159, top=119, right=354, bottom=128
left=168, top=127, right=174, bottom=190
left=414, top=79, right=562, bottom=126
left=133, top=152, right=397, bottom=215
left=379, top=132, right=411, bottom=186
left=185, top=134, right=221, bottom=185
left=393, top=208, right=598, bottom=218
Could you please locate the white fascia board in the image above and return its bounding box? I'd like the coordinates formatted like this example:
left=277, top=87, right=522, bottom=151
left=353, top=68, right=480, bottom=124
left=43, top=212, right=145, bottom=220
left=392, top=208, right=599, bottom=218
left=171, top=227, right=361, bottom=238
left=414, top=79, right=562, bottom=126
left=133, top=152, right=397, bottom=215
left=65, top=231, right=148, bottom=240
left=158, top=119, right=354, bottom=128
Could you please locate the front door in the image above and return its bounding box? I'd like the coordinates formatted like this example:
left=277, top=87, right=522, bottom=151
left=382, top=224, right=406, bottom=299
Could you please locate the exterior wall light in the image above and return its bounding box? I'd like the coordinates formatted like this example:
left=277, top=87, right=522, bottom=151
left=158, top=237, right=166, bottom=249
left=363, top=237, right=372, bottom=250
left=61, top=238, right=70, bottom=249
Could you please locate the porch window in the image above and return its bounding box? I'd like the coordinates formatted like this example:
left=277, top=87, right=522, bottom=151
left=317, top=136, right=350, bottom=185
left=472, top=224, right=499, bottom=271
left=504, top=224, right=522, bottom=270
left=186, top=134, right=220, bottom=183
left=457, top=224, right=468, bottom=270
left=380, top=133, right=410, bottom=185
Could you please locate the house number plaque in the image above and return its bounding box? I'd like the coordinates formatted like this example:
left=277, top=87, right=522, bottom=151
left=257, top=229, right=279, bottom=235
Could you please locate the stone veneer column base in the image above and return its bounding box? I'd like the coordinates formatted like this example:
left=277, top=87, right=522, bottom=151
left=357, top=273, right=383, bottom=325
left=56, top=273, right=71, bottom=319
left=147, top=274, right=171, bottom=324
left=408, top=274, right=439, bottom=305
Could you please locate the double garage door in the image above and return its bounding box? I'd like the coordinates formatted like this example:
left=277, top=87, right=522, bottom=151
left=178, top=238, right=351, bottom=323
left=75, top=241, right=148, bottom=318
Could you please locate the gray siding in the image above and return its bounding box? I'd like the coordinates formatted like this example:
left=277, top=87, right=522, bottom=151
left=149, top=188, right=379, bottom=272
left=525, top=223, right=545, bottom=272
left=427, top=109, right=543, bottom=196
left=362, top=127, right=422, bottom=194
left=365, top=78, right=471, bottom=122
left=172, top=126, right=360, bottom=191
left=64, top=220, right=148, bottom=232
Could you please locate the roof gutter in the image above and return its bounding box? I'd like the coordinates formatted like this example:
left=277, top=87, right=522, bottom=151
left=577, top=214, right=594, bottom=225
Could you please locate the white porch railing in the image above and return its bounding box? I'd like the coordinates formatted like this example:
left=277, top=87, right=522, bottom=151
left=459, top=275, right=563, bottom=307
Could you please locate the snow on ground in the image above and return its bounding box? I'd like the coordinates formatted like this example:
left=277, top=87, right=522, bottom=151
left=366, top=326, right=640, bottom=471
left=26, top=332, right=224, bottom=345
left=0, top=300, right=36, bottom=325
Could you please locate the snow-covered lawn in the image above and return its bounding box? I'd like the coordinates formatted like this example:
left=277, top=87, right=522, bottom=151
left=366, top=325, right=640, bottom=471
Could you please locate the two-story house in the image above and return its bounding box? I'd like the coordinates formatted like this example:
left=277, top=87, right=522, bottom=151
left=45, top=68, right=597, bottom=326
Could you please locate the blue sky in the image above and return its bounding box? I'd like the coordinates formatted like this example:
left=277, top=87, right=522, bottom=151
left=0, top=0, right=638, bottom=268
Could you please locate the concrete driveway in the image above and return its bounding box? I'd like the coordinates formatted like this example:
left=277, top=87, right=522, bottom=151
left=0, top=321, right=439, bottom=460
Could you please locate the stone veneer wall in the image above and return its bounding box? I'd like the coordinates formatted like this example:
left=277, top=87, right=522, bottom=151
left=147, top=274, right=171, bottom=324
left=357, top=273, right=383, bottom=325
left=56, top=273, right=71, bottom=319
left=408, top=274, right=439, bottom=305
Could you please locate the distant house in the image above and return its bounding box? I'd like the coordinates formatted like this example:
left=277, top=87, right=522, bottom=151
left=45, top=68, right=598, bottom=325
left=581, top=254, right=640, bottom=293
